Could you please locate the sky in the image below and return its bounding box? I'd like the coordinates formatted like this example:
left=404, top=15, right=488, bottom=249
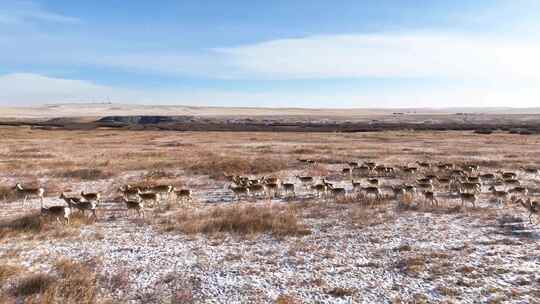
left=1, top=0, right=540, bottom=108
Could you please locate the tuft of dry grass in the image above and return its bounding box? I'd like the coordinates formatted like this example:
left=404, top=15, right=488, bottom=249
left=0, top=186, right=17, bottom=203
left=166, top=204, right=310, bottom=237
left=11, top=273, right=56, bottom=297
left=0, top=264, right=23, bottom=284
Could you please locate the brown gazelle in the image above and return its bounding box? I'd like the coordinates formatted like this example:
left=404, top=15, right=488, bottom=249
left=361, top=186, right=382, bottom=200
left=123, top=197, right=144, bottom=218
left=14, top=183, right=44, bottom=207
left=174, top=188, right=193, bottom=203
left=41, top=200, right=71, bottom=225
left=488, top=186, right=509, bottom=205
left=296, top=175, right=314, bottom=188
left=422, top=191, right=438, bottom=206
left=137, top=190, right=159, bottom=207
left=229, top=185, right=249, bottom=200
left=81, top=191, right=101, bottom=205
left=280, top=182, right=295, bottom=197
left=459, top=191, right=477, bottom=208
left=147, top=185, right=173, bottom=201
left=517, top=198, right=539, bottom=223
left=61, top=192, right=97, bottom=219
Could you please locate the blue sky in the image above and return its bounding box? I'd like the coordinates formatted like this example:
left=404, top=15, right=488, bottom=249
left=1, top=0, right=540, bottom=107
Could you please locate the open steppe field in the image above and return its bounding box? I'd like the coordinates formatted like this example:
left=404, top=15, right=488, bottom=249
left=1, top=127, right=540, bottom=303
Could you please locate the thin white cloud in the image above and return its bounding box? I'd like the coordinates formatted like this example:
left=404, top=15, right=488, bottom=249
left=1, top=73, right=540, bottom=108
left=214, top=33, right=540, bottom=81
left=0, top=1, right=80, bottom=24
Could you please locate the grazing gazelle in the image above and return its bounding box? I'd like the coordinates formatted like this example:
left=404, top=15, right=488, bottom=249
left=123, top=197, right=144, bottom=218
left=174, top=188, right=193, bottom=203
left=137, top=190, right=159, bottom=207
left=14, top=183, right=44, bottom=207
left=499, top=171, right=517, bottom=180
left=81, top=191, right=101, bottom=205
left=41, top=200, right=71, bottom=225
left=248, top=184, right=266, bottom=198
left=508, top=186, right=528, bottom=198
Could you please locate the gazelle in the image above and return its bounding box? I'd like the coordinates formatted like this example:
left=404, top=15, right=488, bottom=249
left=263, top=176, right=280, bottom=185
left=228, top=185, right=249, bottom=200
left=40, top=200, right=71, bottom=225
left=403, top=185, right=417, bottom=196
left=416, top=177, right=433, bottom=184
left=123, top=197, right=144, bottom=218
left=488, top=186, right=509, bottom=205
left=416, top=182, right=434, bottom=192
left=422, top=191, right=438, bottom=206
left=119, top=185, right=139, bottom=200
left=14, top=183, right=44, bottom=207
left=499, top=171, right=517, bottom=180
left=174, top=189, right=193, bottom=203
left=348, top=161, right=359, bottom=168
left=522, top=167, right=539, bottom=177
left=391, top=186, right=406, bottom=199
left=351, top=180, right=362, bottom=192
left=361, top=186, right=382, bottom=200
left=81, top=191, right=101, bottom=205
left=248, top=184, right=266, bottom=198
left=367, top=178, right=379, bottom=186
left=517, top=198, right=539, bottom=223
left=459, top=182, right=481, bottom=194
left=508, top=186, right=528, bottom=197
left=137, top=190, right=159, bottom=207
left=325, top=182, right=346, bottom=197
left=296, top=175, right=314, bottom=188
left=417, top=161, right=431, bottom=170
left=263, top=182, right=280, bottom=198
left=147, top=185, right=173, bottom=201
left=353, top=165, right=371, bottom=176
left=61, top=192, right=96, bottom=218
left=502, top=179, right=521, bottom=188
left=480, top=173, right=496, bottom=183
left=459, top=191, right=478, bottom=208
left=310, top=183, right=328, bottom=198
left=280, top=182, right=295, bottom=197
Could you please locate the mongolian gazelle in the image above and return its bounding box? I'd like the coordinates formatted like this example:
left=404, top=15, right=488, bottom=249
left=123, top=197, right=144, bottom=218
left=41, top=199, right=71, bottom=225
left=517, top=198, right=539, bottom=224
left=14, top=183, right=44, bottom=207
left=60, top=192, right=97, bottom=219
left=137, top=190, right=159, bottom=207
left=228, top=185, right=249, bottom=200
left=174, top=188, right=193, bottom=203
left=81, top=191, right=101, bottom=205
left=488, top=186, right=509, bottom=205
left=459, top=190, right=478, bottom=208
left=280, top=182, right=295, bottom=197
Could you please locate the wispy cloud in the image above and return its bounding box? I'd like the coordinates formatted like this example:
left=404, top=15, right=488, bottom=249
left=2, top=73, right=540, bottom=108
left=0, top=1, right=80, bottom=24
left=214, top=33, right=540, bottom=81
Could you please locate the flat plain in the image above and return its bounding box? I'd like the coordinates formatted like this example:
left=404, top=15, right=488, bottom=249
left=1, top=126, right=540, bottom=303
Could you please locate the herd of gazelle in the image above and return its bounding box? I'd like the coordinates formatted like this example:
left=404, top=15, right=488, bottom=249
left=12, top=182, right=193, bottom=224
left=226, top=160, right=539, bottom=222
left=10, top=160, right=540, bottom=224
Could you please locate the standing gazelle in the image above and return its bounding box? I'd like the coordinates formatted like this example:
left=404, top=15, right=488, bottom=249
left=81, top=191, right=101, bottom=205
left=123, top=197, right=144, bottom=218
left=14, top=183, right=44, bottom=207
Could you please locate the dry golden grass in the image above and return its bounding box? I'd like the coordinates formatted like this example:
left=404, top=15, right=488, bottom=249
left=164, top=204, right=310, bottom=237
left=7, top=259, right=98, bottom=304
left=0, top=212, right=95, bottom=240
